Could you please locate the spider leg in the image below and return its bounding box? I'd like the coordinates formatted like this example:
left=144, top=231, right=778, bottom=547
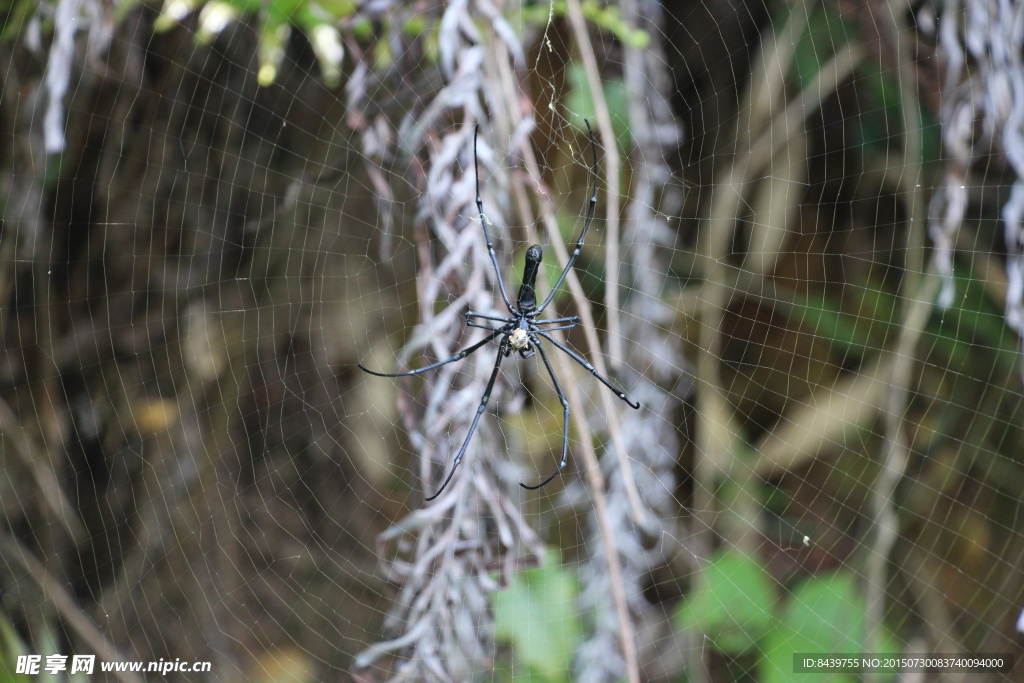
left=358, top=330, right=501, bottom=377
left=466, top=311, right=516, bottom=323
left=535, top=316, right=581, bottom=325
left=474, top=126, right=516, bottom=314
left=530, top=324, right=576, bottom=333
left=426, top=340, right=506, bottom=501
left=536, top=120, right=598, bottom=315
left=521, top=338, right=569, bottom=490
left=467, top=320, right=504, bottom=332
left=535, top=330, right=640, bottom=409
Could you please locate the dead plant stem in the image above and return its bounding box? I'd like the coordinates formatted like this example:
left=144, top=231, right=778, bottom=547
left=487, top=49, right=639, bottom=683
left=564, top=0, right=623, bottom=369
left=866, top=3, right=929, bottom=672
left=492, top=47, right=647, bottom=529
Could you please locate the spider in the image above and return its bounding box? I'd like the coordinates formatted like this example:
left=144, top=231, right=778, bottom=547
left=360, top=121, right=640, bottom=501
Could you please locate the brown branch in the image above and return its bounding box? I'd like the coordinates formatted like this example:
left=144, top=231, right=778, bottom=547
left=491, top=39, right=647, bottom=528
left=487, top=49, right=640, bottom=683
left=526, top=207, right=640, bottom=683
left=866, top=0, right=930, bottom=665
left=563, top=0, right=624, bottom=369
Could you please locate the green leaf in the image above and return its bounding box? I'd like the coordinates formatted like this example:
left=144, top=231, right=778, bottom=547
left=850, top=59, right=903, bottom=152
left=494, top=655, right=553, bottom=683
left=403, top=14, right=426, bottom=36
left=926, top=259, right=1021, bottom=377
left=351, top=17, right=373, bottom=39
left=304, top=21, right=344, bottom=88
left=778, top=291, right=866, bottom=361
left=762, top=621, right=856, bottom=683
left=791, top=4, right=855, bottom=88
left=518, top=0, right=648, bottom=49
left=563, top=63, right=631, bottom=149
left=0, top=613, right=30, bottom=683
left=0, top=0, right=35, bottom=44
left=773, top=285, right=899, bottom=364
left=317, top=0, right=357, bottom=19
left=493, top=561, right=582, bottom=683
left=676, top=549, right=776, bottom=654
left=265, top=0, right=306, bottom=23
left=759, top=571, right=899, bottom=683
left=780, top=571, right=863, bottom=650
left=578, top=0, right=648, bottom=48
left=257, top=18, right=291, bottom=86
left=228, top=0, right=263, bottom=14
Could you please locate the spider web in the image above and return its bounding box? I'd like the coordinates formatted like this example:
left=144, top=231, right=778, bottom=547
left=1, top=0, right=1023, bottom=682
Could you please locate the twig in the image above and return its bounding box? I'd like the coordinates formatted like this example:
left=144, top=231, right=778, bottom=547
left=563, top=0, right=623, bottom=369
left=864, top=270, right=938, bottom=664
left=492, top=45, right=648, bottom=527
left=0, top=396, right=86, bottom=543
left=552, top=350, right=639, bottom=683
left=487, top=48, right=640, bottom=682
left=866, top=2, right=929, bottom=669
left=736, top=0, right=812, bottom=150
left=900, top=548, right=969, bottom=683
left=518, top=139, right=642, bottom=683
left=526, top=222, right=640, bottom=683
left=753, top=353, right=894, bottom=477
left=586, top=0, right=691, bottom=676
left=0, top=527, right=144, bottom=683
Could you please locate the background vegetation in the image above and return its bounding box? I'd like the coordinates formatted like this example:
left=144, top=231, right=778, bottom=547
left=1, top=0, right=1023, bottom=681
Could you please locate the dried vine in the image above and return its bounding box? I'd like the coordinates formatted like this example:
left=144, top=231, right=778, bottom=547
left=350, top=2, right=545, bottom=679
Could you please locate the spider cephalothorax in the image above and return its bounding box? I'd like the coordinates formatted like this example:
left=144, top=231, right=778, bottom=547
left=360, top=121, right=640, bottom=501
left=517, top=244, right=543, bottom=312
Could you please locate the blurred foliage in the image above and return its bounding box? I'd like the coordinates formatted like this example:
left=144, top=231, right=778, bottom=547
left=519, top=0, right=648, bottom=49
left=1, top=0, right=647, bottom=91
left=761, top=280, right=904, bottom=371
left=926, top=261, right=1021, bottom=378
left=3, top=0, right=1024, bottom=679
left=151, top=0, right=350, bottom=86
left=775, top=288, right=885, bottom=365
left=676, top=545, right=902, bottom=680
left=789, top=3, right=940, bottom=159
left=0, top=614, right=29, bottom=683
left=0, top=0, right=33, bottom=43
left=790, top=4, right=854, bottom=89
left=760, top=572, right=899, bottom=683
left=0, top=616, right=92, bottom=683
left=563, top=62, right=631, bottom=149
left=494, top=560, right=582, bottom=683
left=676, top=549, right=777, bottom=655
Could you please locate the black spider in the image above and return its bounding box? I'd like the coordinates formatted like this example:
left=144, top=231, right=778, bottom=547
left=360, top=121, right=640, bottom=501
